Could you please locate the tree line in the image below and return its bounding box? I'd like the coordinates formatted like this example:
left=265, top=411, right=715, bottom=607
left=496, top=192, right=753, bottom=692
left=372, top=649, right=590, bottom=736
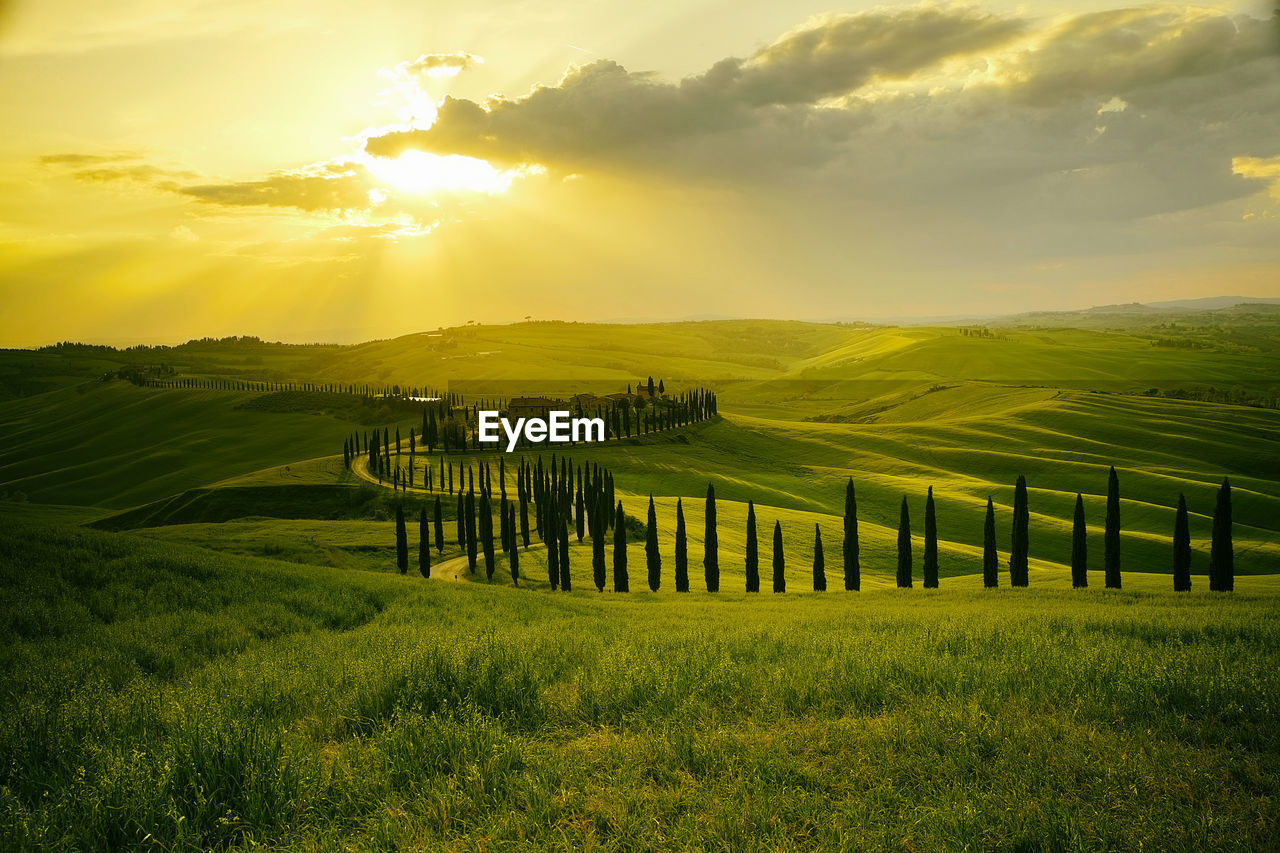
left=346, top=385, right=719, bottom=476
left=392, top=465, right=1236, bottom=592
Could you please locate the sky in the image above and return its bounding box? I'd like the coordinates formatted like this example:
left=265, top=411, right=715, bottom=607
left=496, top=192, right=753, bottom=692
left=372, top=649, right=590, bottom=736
left=0, top=0, right=1277, bottom=345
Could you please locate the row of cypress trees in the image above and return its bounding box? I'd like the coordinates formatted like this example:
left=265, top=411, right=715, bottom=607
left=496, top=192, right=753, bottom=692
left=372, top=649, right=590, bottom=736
left=394, top=466, right=1237, bottom=592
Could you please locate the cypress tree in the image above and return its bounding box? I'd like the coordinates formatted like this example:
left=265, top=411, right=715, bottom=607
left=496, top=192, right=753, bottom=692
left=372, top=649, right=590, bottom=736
left=645, top=495, right=661, bottom=592
left=674, top=498, right=689, bottom=592
left=576, top=479, right=585, bottom=541
left=744, top=501, right=759, bottom=592
left=613, top=500, right=629, bottom=592
left=433, top=497, right=444, bottom=554
left=480, top=494, right=495, bottom=580
left=456, top=493, right=465, bottom=550
left=500, top=496, right=511, bottom=556
left=923, top=486, right=938, bottom=589
left=896, top=497, right=912, bottom=588
left=1210, top=478, right=1233, bottom=591
left=1071, top=493, right=1087, bottom=589
left=465, top=491, right=477, bottom=572
left=418, top=506, right=431, bottom=578
left=395, top=505, right=408, bottom=575
left=983, top=497, right=998, bottom=588
left=1010, top=475, right=1029, bottom=587
left=772, top=521, right=785, bottom=593
left=593, top=497, right=607, bottom=591
left=559, top=514, right=571, bottom=592
left=704, top=483, right=719, bottom=592
left=812, top=523, right=826, bottom=591
left=520, top=492, right=530, bottom=548
left=1104, top=466, right=1121, bottom=589
left=509, top=503, right=520, bottom=585
left=1173, top=493, right=1191, bottom=592
left=548, top=494, right=560, bottom=590
left=843, top=478, right=860, bottom=591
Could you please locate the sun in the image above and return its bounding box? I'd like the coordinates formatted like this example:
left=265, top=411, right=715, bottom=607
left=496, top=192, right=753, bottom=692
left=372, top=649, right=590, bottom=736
left=362, top=150, right=514, bottom=196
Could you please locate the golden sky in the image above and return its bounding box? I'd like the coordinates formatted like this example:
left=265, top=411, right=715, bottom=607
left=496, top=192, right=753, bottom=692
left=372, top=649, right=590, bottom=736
left=1, top=0, right=1278, bottom=345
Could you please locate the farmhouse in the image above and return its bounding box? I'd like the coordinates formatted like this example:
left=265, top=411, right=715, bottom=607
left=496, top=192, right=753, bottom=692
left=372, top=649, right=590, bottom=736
left=506, top=396, right=561, bottom=420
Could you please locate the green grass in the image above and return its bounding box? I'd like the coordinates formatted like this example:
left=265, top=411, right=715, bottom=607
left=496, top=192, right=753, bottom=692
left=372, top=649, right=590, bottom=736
left=0, top=383, right=420, bottom=508
left=1, top=514, right=1277, bottom=851
left=2, top=317, right=1279, bottom=850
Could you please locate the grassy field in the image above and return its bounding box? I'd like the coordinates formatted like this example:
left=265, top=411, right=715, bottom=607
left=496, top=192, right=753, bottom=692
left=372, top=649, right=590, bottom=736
left=1, top=315, right=1278, bottom=849
left=2, top=514, right=1277, bottom=851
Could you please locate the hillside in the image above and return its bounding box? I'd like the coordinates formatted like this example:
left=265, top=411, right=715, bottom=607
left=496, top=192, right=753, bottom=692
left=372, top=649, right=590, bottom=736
left=2, top=513, right=1278, bottom=850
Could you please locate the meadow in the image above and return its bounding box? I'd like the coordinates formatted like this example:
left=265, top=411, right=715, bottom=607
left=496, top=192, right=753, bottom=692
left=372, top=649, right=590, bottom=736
left=1, top=311, right=1279, bottom=850
left=3, top=516, right=1279, bottom=852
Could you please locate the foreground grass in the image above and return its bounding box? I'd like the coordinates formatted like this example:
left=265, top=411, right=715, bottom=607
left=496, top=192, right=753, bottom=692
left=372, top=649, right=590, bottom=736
left=2, top=516, right=1278, bottom=851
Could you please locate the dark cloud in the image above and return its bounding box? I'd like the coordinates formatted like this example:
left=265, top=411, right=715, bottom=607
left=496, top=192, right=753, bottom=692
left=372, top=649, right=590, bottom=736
left=365, top=7, right=1026, bottom=166
left=180, top=161, right=373, bottom=212
left=361, top=3, right=1280, bottom=240
left=365, top=6, right=1277, bottom=177
left=723, top=7, right=1025, bottom=106
left=994, top=7, right=1276, bottom=106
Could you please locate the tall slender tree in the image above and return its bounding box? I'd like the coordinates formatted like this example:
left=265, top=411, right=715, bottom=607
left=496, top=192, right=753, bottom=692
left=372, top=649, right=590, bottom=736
left=500, top=496, right=511, bottom=557
left=1010, top=475, right=1029, bottom=587
left=896, top=497, right=912, bottom=588
left=456, top=493, right=465, bottom=551
left=674, top=498, right=689, bottom=592
left=547, top=494, right=560, bottom=590
left=812, top=524, right=826, bottom=591
left=1104, top=466, right=1122, bottom=589
left=465, top=490, right=478, bottom=572
left=772, top=521, right=785, bottom=593
left=575, top=478, right=585, bottom=541
left=983, top=497, right=998, bottom=588
left=593, top=496, right=607, bottom=591
left=613, top=500, right=629, bottom=592
left=923, top=486, right=938, bottom=589
left=1071, top=493, right=1087, bottom=588
left=645, top=495, right=661, bottom=592
left=1210, top=477, right=1233, bottom=591
left=745, top=501, right=759, bottom=593
left=559, top=514, right=571, bottom=592
left=520, top=489, right=530, bottom=548
left=1173, top=493, right=1191, bottom=592
left=418, top=506, right=431, bottom=578
left=508, top=503, right=520, bottom=586
left=480, top=494, right=496, bottom=580
left=395, top=505, right=408, bottom=575
left=433, top=497, right=444, bottom=554
left=843, top=478, right=860, bottom=591
left=704, top=483, right=719, bottom=592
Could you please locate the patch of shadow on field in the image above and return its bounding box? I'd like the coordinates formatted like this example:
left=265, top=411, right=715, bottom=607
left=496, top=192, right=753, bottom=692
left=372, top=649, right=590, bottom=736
left=91, top=484, right=392, bottom=531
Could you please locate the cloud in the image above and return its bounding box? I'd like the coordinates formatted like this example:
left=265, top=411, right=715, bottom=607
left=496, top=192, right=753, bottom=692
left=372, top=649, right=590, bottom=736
left=723, top=6, right=1026, bottom=106
left=365, top=7, right=1027, bottom=166
left=361, top=4, right=1280, bottom=235
left=38, top=152, right=142, bottom=166
left=988, top=7, right=1277, bottom=106
left=180, top=161, right=374, bottom=212
left=39, top=152, right=200, bottom=191
left=394, top=51, right=483, bottom=78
